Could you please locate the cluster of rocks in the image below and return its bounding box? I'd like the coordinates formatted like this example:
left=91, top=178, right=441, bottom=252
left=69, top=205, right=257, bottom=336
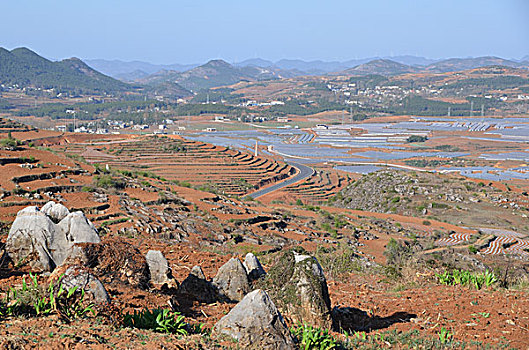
left=178, top=248, right=334, bottom=348
left=3, top=202, right=176, bottom=303
left=3, top=203, right=342, bottom=348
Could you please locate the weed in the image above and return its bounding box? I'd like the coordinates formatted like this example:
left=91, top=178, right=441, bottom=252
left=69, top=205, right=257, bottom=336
left=437, top=327, right=453, bottom=344
left=435, top=269, right=497, bottom=290
left=123, top=309, right=188, bottom=335
left=290, top=323, right=337, bottom=350
left=2, top=273, right=94, bottom=321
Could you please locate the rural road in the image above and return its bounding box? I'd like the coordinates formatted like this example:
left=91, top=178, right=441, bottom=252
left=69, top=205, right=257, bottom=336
left=247, top=161, right=314, bottom=199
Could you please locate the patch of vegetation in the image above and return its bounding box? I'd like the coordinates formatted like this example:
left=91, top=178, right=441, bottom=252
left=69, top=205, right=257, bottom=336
left=0, top=132, right=22, bottom=150
left=435, top=269, right=497, bottom=289
left=341, top=328, right=503, bottom=349
left=406, top=135, right=428, bottom=143
left=94, top=174, right=126, bottom=190
left=1, top=273, right=94, bottom=321
left=123, top=309, right=188, bottom=335
left=314, top=246, right=363, bottom=278
left=291, top=323, right=337, bottom=350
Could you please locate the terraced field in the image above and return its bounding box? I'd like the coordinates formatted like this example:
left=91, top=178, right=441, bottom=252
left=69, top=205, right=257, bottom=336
left=62, top=135, right=296, bottom=197
left=283, top=168, right=351, bottom=203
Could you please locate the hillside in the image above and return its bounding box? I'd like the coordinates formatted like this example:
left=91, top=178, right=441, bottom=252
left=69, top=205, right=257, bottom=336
left=425, top=56, right=525, bottom=73
left=0, top=47, right=131, bottom=94
left=0, top=126, right=527, bottom=348
left=141, top=59, right=288, bottom=91
left=342, top=59, right=418, bottom=76
left=85, top=59, right=198, bottom=78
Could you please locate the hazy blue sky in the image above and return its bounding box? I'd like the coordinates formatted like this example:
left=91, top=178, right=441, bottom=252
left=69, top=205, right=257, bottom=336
left=2, top=0, right=528, bottom=64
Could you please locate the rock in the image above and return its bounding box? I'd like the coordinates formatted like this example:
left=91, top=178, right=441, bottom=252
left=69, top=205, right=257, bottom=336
left=145, top=250, right=176, bottom=286
left=212, top=257, right=250, bottom=302
left=213, top=289, right=295, bottom=349
left=41, top=201, right=70, bottom=222
left=243, top=252, right=266, bottom=282
left=51, top=265, right=110, bottom=304
left=6, top=206, right=58, bottom=271
left=57, top=211, right=100, bottom=244
left=260, top=248, right=332, bottom=329
left=178, top=265, right=217, bottom=303
left=6, top=206, right=101, bottom=272
left=7, top=206, right=100, bottom=272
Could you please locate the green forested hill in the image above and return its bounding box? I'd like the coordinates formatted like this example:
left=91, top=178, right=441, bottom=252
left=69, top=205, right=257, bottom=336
left=141, top=59, right=285, bottom=91
left=0, top=47, right=132, bottom=94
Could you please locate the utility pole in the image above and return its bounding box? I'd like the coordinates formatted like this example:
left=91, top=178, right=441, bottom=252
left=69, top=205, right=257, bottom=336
left=481, top=104, right=484, bottom=117
left=254, top=140, right=258, bottom=157
left=447, top=107, right=451, bottom=117
left=470, top=100, right=474, bottom=117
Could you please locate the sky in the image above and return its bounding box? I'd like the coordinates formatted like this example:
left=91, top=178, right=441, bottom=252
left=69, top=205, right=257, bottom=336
left=2, top=0, right=528, bottom=64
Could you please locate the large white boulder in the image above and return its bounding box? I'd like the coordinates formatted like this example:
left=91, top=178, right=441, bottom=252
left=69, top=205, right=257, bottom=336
left=5, top=204, right=100, bottom=272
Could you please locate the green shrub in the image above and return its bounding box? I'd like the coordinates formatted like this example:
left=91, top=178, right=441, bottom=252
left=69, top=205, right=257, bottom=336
left=123, top=309, right=188, bottom=335
left=290, top=323, right=337, bottom=350
left=468, top=245, right=478, bottom=254
left=94, top=175, right=126, bottom=189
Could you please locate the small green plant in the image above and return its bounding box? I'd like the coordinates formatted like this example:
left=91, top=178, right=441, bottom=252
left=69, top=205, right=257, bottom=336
left=3, top=274, right=94, bottom=321
left=123, top=309, right=188, bottom=335
left=291, top=323, right=337, bottom=350
left=435, top=269, right=497, bottom=290
left=437, top=327, right=453, bottom=344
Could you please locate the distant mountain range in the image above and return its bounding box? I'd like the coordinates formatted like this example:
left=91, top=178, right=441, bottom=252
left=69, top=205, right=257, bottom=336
left=0, top=47, right=130, bottom=94
left=342, top=59, right=419, bottom=76
left=139, top=59, right=295, bottom=92
left=2, top=47, right=528, bottom=98
left=88, top=55, right=529, bottom=84
left=84, top=59, right=197, bottom=79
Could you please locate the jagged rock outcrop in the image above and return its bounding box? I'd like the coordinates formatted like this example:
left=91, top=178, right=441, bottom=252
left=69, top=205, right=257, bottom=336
left=178, top=265, right=217, bottom=303
left=212, top=257, right=250, bottom=302
left=57, top=211, right=100, bottom=244
left=213, top=289, right=295, bottom=349
left=51, top=265, right=110, bottom=304
left=145, top=250, right=176, bottom=286
left=243, top=252, right=266, bottom=282
left=259, top=248, right=332, bottom=329
left=41, top=201, right=70, bottom=222
left=5, top=205, right=100, bottom=272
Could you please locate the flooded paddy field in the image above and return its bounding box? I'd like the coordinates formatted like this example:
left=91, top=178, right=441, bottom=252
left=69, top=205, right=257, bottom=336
left=184, top=115, right=529, bottom=181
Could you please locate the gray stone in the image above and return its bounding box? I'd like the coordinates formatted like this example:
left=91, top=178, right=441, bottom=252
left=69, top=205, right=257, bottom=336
left=262, top=249, right=332, bottom=329
left=214, top=289, right=295, bottom=349
left=212, top=257, right=250, bottom=302
left=53, top=265, right=110, bottom=304
left=6, top=206, right=58, bottom=271
left=243, top=252, right=266, bottom=282
left=5, top=206, right=100, bottom=272
left=178, top=265, right=217, bottom=303
left=145, top=250, right=175, bottom=286
left=41, top=201, right=70, bottom=222
left=57, top=211, right=100, bottom=244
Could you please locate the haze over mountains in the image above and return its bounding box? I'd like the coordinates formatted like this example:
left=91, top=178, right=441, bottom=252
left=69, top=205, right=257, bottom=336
left=86, top=54, right=529, bottom=82
left=2, top=47, right=529, bottom=98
